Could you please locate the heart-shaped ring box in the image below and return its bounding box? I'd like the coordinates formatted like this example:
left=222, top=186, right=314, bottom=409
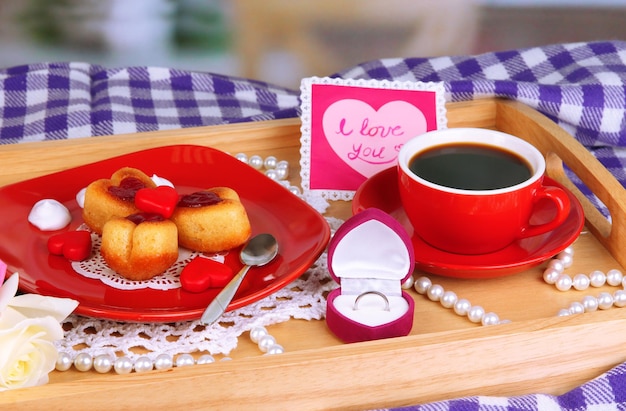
left=326, top=208, right=415, bottom=343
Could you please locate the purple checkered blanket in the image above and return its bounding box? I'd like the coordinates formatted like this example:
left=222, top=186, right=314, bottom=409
left=0, top=62, right=300, bottom=143
left=1, top=41, right=624, bottom=147
left=375, top=359, right=626, bottom=411
left=1, top=40, right=626, bottom=410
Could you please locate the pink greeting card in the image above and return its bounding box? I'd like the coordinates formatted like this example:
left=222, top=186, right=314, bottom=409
left=299, top=77, right=447, bottom=200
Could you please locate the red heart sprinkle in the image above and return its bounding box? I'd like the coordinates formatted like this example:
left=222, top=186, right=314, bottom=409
left=135, top=186, right=179, bottom=218
left=180, top=257, right=233, bottom=293
left=47, top=230, right=92, bottom=261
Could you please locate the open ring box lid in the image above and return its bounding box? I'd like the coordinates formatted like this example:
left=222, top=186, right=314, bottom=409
left=326, top=208, right=415, bottom=343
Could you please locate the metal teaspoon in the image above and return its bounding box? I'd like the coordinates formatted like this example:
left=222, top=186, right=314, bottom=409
left=200, top=233, right=279, bottom=325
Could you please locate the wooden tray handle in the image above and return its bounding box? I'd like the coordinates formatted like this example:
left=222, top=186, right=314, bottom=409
left=494, top=99, right=626, bottom=268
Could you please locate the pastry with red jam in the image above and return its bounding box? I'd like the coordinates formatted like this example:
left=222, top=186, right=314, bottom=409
left=100, top=213, right=178, bottom=281
left=82, top=167, right=156, bottom=234
left=171, top=187, right=251, bottom=253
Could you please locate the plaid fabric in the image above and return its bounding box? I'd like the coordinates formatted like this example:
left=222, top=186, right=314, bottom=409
left=338, top=41, right=626, bottom=148
left=375, top=360, right=626, bottom=411
left=1, top=41, right=624, bottom=147
left=0, top=62, right=300, bottom=144
left=2, top=41, right=626, bottom=410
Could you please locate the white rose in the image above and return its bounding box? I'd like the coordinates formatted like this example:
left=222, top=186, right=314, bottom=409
left=0, top=273, right=78, bottom=391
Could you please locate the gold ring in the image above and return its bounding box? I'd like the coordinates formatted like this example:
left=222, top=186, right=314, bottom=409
left=353, top=291, right=390, bottom=311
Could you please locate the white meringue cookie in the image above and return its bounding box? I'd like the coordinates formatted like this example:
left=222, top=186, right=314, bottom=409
left=151, top=174, right=174, bottom=188
left=28, top=199, right=72, bottom=231
left=75, top=187, right=86, bottom=208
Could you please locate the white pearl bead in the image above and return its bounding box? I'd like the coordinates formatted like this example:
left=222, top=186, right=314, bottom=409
left=568, top=302, right=585, bottom=315
left=248, top=155, right=264, bottom=170
left=614, top=290, right=626, bottom=307
left=55, top=352, right=73, bottom=371
left=481, top=312, right=500, bottom=326
left=440, top=291, right=458, bottom=309
left=467, top=305, right=485, bottom=323
left=414, top=277, right=431, bottom=294
left=547, top=259, right=565, bottom=273
left=176, top=354, right=195, bottom=367
left=557, top=309, right=571, bottom=316
left=607, top=269, right=623, bottom=286
left=555, top=274, right=572, bottom=291
left=154, top=353, right=173, bottom=370
left=426, top=284, right=444, bottom=302
left=93, top=354, right=113, bottom=374
left=582, top=295, right=598, bottom=312
left=589, top=270, right=606, bottom=287
left=114, top=356, right=133, bottom=374
left=597, top=292, right=614, bottom=310
left=234, top=153, right=248, bottom=163
left=258, top=334, right=277, bottom=353
left=250, top=326, right=268, bottom=343
left=74, top=352, right=93, bottom=372
left=288, top=186, right=301, bottom=196
left=559, top=253, right=574, bottom=268
left=274, top=167, right=289, bottom=180
left=264, top=156, right=278, bottom=169
left=134, top=356, right=153, bottom=373
left=276, top=160, right=289, bottom=169
left=220, top=357, right=233, bottom=361
left=265, top=169, right=278, bottom=180
left=401, top=275, right=414, bottom=290
left=266, top=344, right=285, bottom=355
left=197, top=354, right=216, bottom=365
left=543, top=268, right=560, bottom=285
left=572, top=274, right=590, bottom=290
left=453, top=298, right=471, bottom=316
left=559, top=247, right=574, bottom=258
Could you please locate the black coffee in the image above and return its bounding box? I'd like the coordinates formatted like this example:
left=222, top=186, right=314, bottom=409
left=409, top=143, right=532, bottom=190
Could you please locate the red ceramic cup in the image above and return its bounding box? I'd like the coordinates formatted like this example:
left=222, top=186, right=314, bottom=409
left=397, top=128, right=571, bottom=255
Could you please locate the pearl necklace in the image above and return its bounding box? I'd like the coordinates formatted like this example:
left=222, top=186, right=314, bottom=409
left=56, top=325, right=283, bottom=374
left=233, top=153, right=302, bottom=197
left=404, top=245, right=626, bottom=324
left=56, top=153, right=291, bottom=375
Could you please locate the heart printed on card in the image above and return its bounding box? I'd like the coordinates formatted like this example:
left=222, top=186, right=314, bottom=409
left=322, top=99, right=427, bottom=178
left=299, top=77, right=446, bottom=199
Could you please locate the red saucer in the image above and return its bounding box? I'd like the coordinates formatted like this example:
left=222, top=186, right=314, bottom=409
left=352, top=167, right=585, bottom=279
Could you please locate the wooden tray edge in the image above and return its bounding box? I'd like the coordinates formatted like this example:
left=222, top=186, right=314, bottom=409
left=5, top=310, right=626, bottom=410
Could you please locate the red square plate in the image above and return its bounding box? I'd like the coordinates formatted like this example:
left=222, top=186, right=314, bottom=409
left=0, top=145, right=330, bottom=322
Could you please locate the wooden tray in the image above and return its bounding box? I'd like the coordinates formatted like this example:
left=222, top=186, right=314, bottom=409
left=4, top=99, right=626, bottom=410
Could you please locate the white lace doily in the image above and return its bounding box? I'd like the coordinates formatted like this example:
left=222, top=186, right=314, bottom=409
left=56, top=192, right=343, bottom=361
left=71, top=225, right=225, bottom=291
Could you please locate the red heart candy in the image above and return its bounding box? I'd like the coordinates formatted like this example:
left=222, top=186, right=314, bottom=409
left=135, top=186, right=179, bottom=218
left=47, top=230, right=92, bottom=261
left=180, top=257, right=233, bottom=293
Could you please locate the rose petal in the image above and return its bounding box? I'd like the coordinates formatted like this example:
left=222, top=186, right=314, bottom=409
left=0, top=273, right=18, bottom=314
left=0, top=317, right=61, bottom=391
left=0, top=306, right=28, bottom=329
left=9, top=295, right=78, bottom=323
